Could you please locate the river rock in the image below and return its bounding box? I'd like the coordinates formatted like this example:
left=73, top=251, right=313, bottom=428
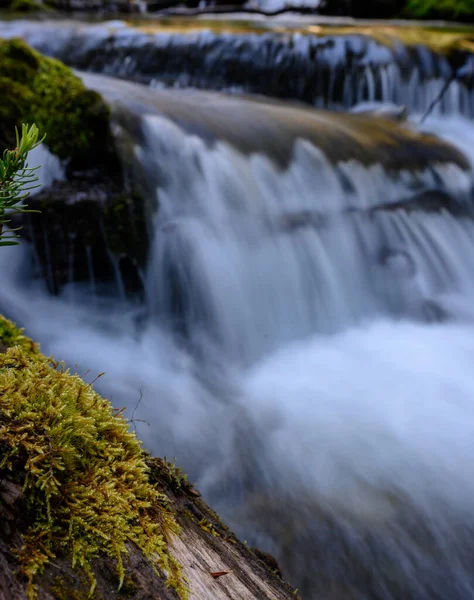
left=15, top=177, right=148, bottom=296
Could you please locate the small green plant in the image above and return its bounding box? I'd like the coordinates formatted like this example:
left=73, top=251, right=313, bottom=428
left=161, top=457, right=189, bottom=493
left=198, top=518, right=221, bottom=538
left=0, top=123, right=43, bottom=246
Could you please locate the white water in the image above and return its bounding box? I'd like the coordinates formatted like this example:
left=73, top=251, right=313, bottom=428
left=4, top=92, right=474, bottom=596
left=3, top=19, right=474, bottom=117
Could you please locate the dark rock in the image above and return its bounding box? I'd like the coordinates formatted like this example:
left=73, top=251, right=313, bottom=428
left=15, top=178, right=148, bottom=296
left=252, top=547, right=283, bottom=578
left=320, top=0, right=406, bottom=19
left=371, top=189, right=469, bottom=216
left=277, top=210, right=326, bottom=233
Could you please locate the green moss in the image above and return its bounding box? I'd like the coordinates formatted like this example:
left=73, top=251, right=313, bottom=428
left=0, top=39, right=110, bottom=163
left=198, top=518, right=221, bottom=538
left=403, top=0, right=474, bottom=20
left=0, top=315, right=39, bottom=356
left=0, top=341, right=188, bottom=600
left=50, top=578, right=90, bottom=600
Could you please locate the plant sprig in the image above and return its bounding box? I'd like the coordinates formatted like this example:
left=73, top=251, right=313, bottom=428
left=0, top=123, right=44, bottom=246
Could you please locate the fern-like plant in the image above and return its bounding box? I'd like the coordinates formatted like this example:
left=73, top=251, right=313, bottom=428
left=0, top=123, right=44, bottom=246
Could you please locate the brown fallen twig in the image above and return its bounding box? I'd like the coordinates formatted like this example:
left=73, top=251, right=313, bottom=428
left=210, top=570, right=233, bottom=579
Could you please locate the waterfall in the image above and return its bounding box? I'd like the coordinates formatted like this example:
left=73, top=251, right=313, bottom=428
left=4, top=22, right=474, bottom=600
left=137, top=112, right=472, bottom=362
left=3, top=19, right=474, bottom=116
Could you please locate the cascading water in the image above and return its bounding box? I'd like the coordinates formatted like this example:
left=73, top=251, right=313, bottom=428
left=2, top=19, right=474, bottom=116
left=4, top=18, right=474, bottom=600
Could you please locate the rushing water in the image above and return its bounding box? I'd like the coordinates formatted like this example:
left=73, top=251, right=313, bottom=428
left=2, top=19, right=474, bottom=115
left=4, top=17, right=474, bottom=600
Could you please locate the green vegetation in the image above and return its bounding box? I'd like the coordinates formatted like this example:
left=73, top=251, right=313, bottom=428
left=0, top=315, right=39, bottom=354
left=0, top=123, right=42, bottom=246
left=0, top=39, right=110, bottom=165
left=402, top=0, right=474, bottom=20
left=0, top=317, right=187, bottom=600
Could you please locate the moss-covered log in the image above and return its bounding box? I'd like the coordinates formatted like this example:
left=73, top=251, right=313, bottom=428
left=0, top=317, right=302, bottom=600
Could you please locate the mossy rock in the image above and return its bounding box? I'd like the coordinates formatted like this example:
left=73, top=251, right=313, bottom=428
left=0, top=39, right=111, bottom=167
left=0, top=319, right=302, bottom=600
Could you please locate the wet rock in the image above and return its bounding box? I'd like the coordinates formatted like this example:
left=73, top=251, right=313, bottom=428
left=371, top=189, right=469, bottom=216
left=15, top=177, right=148, bottom=296
left=277, top=210, right=326, bottom=233
left=7, top=20, right=474, bottom=119
left=320, top=0, right=406, bottom=19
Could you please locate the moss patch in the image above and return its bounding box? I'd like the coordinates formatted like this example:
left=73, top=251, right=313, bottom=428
left=0, top=315, right=39, bottom=356
left=402, top=0, right=474, bottom=20
left=0, top=38, right=110, bottom=165
left=0, top=339, right=187, bottom=599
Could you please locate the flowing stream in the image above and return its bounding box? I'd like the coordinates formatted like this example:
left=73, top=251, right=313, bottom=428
left=3, top=18, right=474, bottom=599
